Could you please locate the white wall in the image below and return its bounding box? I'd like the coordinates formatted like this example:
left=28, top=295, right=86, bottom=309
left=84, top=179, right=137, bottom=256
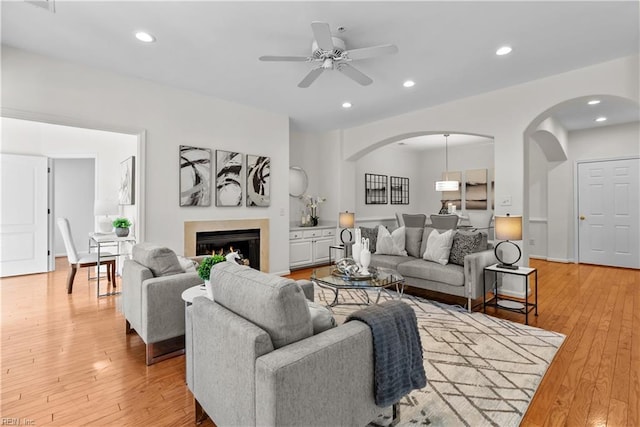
left=418, top=141, right=495, bottom=215
left=53, top=158, right=95, bottom=256
left=2, top=46, right=291, bottom=274
left=337, top=55, right=638, bottom=265
left=528, top=121, right=639, bottom=261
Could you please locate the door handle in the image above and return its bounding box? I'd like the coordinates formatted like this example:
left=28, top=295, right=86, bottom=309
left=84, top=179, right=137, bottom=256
left=579, top=215, right=586, bottom=220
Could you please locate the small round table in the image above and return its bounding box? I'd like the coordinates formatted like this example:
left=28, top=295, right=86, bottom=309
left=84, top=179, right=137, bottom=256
left=181, top=285, right=209, bottom=305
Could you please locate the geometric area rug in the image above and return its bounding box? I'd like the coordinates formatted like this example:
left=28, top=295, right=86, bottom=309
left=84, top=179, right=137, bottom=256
left=314, top=287, right=566, bottom=427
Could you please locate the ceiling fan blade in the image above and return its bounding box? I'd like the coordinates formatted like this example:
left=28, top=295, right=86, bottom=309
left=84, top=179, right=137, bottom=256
left=259, top=55, right=310, bottom=62
left=344, top=44, right=399, bottom=60
left=337, top=64, right=373, bottom=86
left=311, top=21, right=334, bottom=51
left=298, top=67, right=324, bottom=88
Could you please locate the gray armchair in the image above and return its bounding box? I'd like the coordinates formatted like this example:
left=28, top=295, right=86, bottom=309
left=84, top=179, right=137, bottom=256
left=122, top=243, right=203, bottom=365
left=187, top=262, right=398, bottom=426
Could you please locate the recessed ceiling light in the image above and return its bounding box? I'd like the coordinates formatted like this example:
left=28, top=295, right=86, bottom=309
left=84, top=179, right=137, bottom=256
left=403, top=80, right=415, bottom=88
left=135, top=31, right=155, bottom=43
left=588, top=99, right=601, bottom=105
left=342, top=102, right=352, bottom=109
left=496, top=46, right=512, bottom=56
left=595, top=116, right=607, bottom=122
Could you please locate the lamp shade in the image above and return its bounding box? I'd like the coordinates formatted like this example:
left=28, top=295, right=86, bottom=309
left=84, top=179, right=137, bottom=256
left=494, top=214, right=522, bottom=240
left=94, top=199, right=118, bottom=216
left=435, top=180, right=459, bottom=192
left=339, top=211, right=355, bottom=228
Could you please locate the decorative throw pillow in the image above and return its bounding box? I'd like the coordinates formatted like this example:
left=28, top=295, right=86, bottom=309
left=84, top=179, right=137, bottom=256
left=176, top=255, right=198, bottom=273
left=404, top=227, right=424, bottom=258
left=132, top=244, right=184, bottom=277
left=422, top=229, right=455, bottom=265
left=448, top=231, right=484, bottom=266
left=307, top=301, right=337, bottom=335
left=359, top=226, right=379, bottom=253
left=376, top=225, right=408, bottom=256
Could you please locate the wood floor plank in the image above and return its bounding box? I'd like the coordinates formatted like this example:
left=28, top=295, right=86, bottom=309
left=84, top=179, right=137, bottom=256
left=2, top=258, right=639, bottom=426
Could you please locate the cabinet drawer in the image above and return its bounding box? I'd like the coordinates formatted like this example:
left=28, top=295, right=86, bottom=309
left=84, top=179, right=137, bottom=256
left=289, top=231, right=303, bottom=240
left=322, top=229, right=336, bottom=237
left=303, top=229, right=322, bottom=238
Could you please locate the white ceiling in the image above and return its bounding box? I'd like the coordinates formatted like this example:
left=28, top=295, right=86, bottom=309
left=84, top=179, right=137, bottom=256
left=2, top=1, right=639, bottom=133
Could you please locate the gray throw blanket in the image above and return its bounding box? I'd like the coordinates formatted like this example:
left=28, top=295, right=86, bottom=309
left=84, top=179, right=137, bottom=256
left=347, top=300, right=427, bottom=407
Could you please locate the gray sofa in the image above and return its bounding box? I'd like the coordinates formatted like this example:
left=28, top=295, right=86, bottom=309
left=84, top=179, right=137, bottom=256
left=368, top=226, right=497, bottom=310
left=187, top=261, right=401, bottom=426
left=122, top=244, right=204, bottom=365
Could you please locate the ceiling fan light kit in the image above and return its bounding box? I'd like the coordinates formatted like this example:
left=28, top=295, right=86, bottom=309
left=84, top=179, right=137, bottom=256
left=259, top=21, right=398, bottom=88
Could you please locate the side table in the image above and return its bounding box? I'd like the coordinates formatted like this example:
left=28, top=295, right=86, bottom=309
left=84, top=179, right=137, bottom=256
left=328, top=245, right=345, bottom=265
left=483, top=264, right=538, bottom=325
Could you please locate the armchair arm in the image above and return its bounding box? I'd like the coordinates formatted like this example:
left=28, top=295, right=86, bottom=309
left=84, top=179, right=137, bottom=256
left=463, top=249, right=498, bottom=300
left=255, top=322, right=381, bottom=426
left=122, top=259, right=153, bottom=333
left=295, top=279, right=315, bottom=302
left=141, top=272, right=203, bottom=343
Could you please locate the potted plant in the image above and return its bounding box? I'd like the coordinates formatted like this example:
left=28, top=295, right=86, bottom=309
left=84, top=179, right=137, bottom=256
left=112, top=217, right=132, bottom=237
left=197, top=254, right=226, bottom=300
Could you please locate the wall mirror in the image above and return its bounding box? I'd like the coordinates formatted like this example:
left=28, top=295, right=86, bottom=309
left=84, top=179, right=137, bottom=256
left=289, top=166, right=308, bottom=197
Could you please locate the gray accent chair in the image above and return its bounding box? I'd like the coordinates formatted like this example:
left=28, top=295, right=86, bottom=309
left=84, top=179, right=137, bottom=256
left=122, top=243, right=203, bottom=365
left=430, top=214, right=460, bottom=230
left=187, top=261, right=397, bottom=426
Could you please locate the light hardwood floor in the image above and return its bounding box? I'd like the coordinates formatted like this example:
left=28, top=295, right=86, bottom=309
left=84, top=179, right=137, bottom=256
left=1, top=258, right=638, bottom=426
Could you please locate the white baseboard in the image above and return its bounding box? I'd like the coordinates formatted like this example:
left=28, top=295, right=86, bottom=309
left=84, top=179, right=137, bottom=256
left=529, top=255, right=547, bottom=260
left=546, top=257, right=571, bottom=263
left=272, top=269, right=291, bottom=276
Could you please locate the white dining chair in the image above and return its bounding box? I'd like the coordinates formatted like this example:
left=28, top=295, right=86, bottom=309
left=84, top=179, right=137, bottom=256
left=56, top=218, right=117, bottom=294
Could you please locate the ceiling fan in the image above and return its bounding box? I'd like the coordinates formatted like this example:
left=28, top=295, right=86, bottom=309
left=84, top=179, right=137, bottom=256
left=259, top=21, right=398, bottom=88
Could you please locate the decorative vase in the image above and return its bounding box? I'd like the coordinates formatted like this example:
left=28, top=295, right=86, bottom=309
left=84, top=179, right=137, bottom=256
left=204, top=279, right=214, bottom=301
left=360, top=248, right=371, bottom=275
left=115, top=227, right=129, bottom=237
left=352, top=240, right=362, bottom=264
left=311, top=216, right=319, bottom=226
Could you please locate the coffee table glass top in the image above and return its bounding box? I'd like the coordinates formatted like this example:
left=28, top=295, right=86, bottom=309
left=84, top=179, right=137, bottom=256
left=311, top=265, right=403, bottom=289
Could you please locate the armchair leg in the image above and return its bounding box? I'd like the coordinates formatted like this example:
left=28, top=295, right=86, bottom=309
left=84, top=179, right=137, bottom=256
left=195, top=399, right=209, bottom=425
left=145, top=341, right=185, bottom=366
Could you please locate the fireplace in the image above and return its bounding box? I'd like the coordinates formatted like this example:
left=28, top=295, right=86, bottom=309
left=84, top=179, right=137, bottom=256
left=196, top=229, right=260, bottom=269
left=184, top=219, right=269, bottom=272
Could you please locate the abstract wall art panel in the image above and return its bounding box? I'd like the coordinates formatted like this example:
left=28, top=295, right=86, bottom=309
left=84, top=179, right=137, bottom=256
left=119, top=156, right=135, bottom=205
left=440, top=171, right=462, bottom=209
left=246, top=154, right=270, bottom=207
left=465, top=168, right=488, bottom=210
left=180, top=145, right=211, bottom=207
left=365, top=173, right=388, bottom=204
left=390, top=176, right=409, bottom=205
left=215, top=150, right=243, bottom=207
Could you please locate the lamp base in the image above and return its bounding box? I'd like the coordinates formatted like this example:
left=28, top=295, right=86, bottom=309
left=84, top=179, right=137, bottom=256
left=496, top=263, right=519, bottom=270
left=343, top=241, right=353, bottom=258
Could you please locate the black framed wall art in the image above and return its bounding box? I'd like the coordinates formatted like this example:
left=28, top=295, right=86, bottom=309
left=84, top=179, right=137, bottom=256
left=365, top=173, right=388, bottom=204
left=390, top=176, right=409, bottom=205
left=179, top=145, right=211, bottom=207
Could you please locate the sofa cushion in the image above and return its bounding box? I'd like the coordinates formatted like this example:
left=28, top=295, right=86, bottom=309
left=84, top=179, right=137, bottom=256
left=132, top=243, right=184, bottom=277
left=177, top=255, right=198, bottom=273
left=376, top=226, right=408, bottom=256
left=370, top=254, right=415, bottom=270
left=404, top=227, right=424, bottom=258
left=449, top=231, right=484, bottom=266
left=360, top=226, right=379, bottom=253
left=210, top=261, right=313, bottom=349
left=402, top=213, right=427, bottom=228
left=397, top=259, right=465, bottom=287
left=422, top=229, right=455, bottom=265
left=307, top=301, right=337, bottom=334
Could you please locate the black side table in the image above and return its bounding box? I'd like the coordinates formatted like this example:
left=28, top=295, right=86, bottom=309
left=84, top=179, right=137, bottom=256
left=483, top=264, right=538, bottom=325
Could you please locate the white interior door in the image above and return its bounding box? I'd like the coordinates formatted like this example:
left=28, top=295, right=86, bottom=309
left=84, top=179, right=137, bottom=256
left=0, top=153, right=49, bottom=277
left=578, top=158, right=640, bottom=268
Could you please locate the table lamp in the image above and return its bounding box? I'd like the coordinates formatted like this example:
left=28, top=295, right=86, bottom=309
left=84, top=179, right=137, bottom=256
left=338, top=211, right=355, bottom=257
left=494, top=213, right=522, bottom=270
left=94, top=199, right=119, bottom=233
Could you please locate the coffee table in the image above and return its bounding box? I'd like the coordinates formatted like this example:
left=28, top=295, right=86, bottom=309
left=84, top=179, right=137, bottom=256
left=311, top=265, right=405, bottom=307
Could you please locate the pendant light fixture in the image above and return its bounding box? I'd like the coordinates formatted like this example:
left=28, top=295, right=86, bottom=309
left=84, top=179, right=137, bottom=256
left=435, top=134, right=459, bottom=191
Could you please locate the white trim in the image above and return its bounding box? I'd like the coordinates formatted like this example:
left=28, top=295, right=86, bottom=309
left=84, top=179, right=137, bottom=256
left=273, top=269, right=292, bottom=277
left=529, top=255, right=548, bottom=260
left=529, top=217, right=547, bottom=223
left=547, top=257, right=571, bottom=264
